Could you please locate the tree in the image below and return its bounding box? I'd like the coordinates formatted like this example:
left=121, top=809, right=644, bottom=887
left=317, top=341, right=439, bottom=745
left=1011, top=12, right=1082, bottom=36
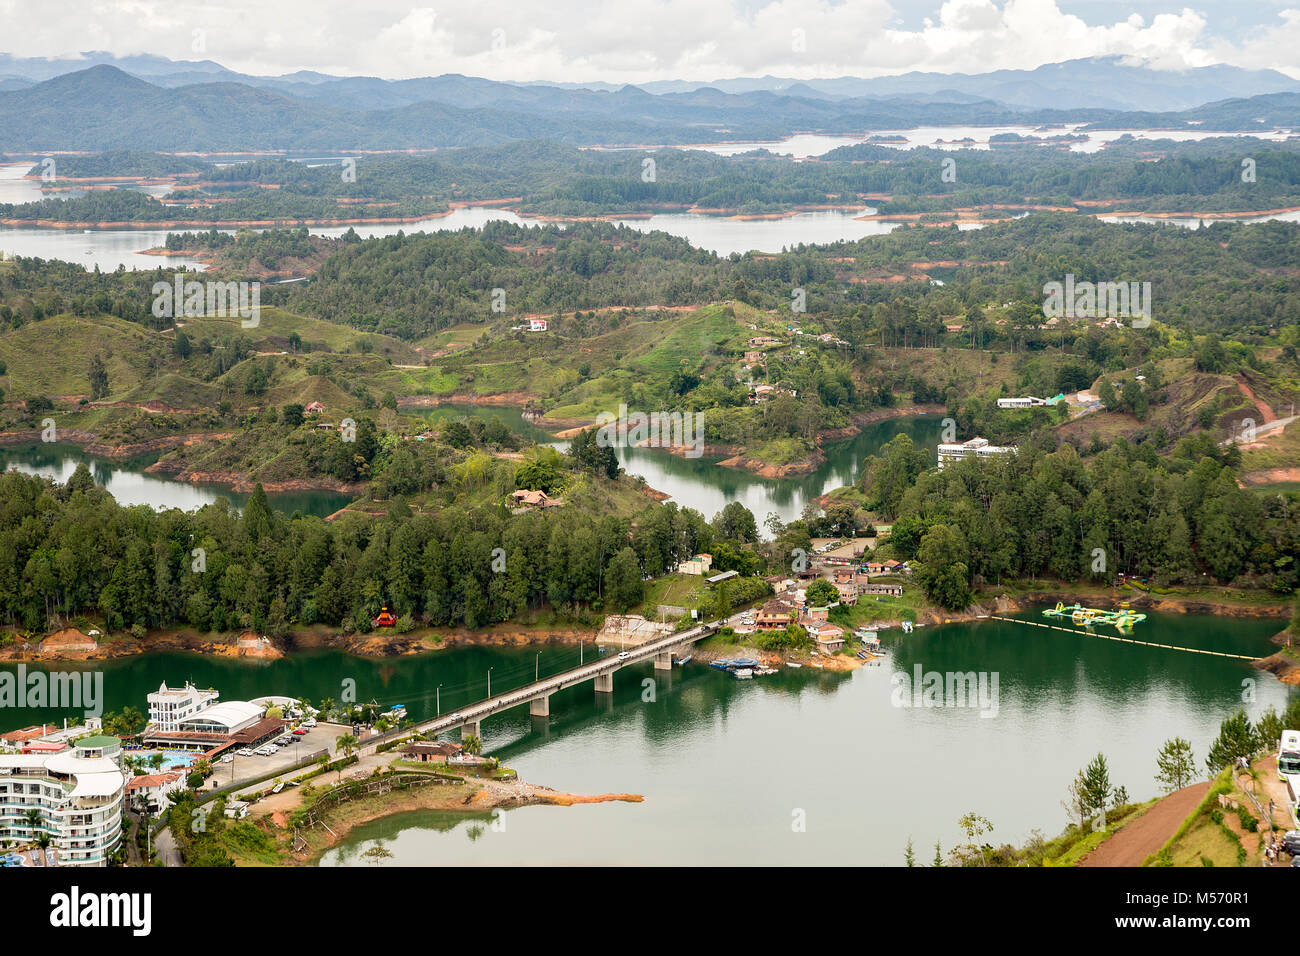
left=913, top=523, right=971, bottom=610
left=462, top=733, right=482, bottom=756
left=606, top=547, right=644, bottom=613
left=1081, top=753, right=1113, bottom=820
left=1205, top=710, right=1259, bottom=774
left=87, top=354, right=109, bottom=400
left=713, top=501, right=758, bottom=543
left=282, top=403, right=304, bottom=427
left=1154, top=737, right=1196, bottom=794
left=949, top=812, right=995, bottom=866
left=804, top=579, right=840, bottom=607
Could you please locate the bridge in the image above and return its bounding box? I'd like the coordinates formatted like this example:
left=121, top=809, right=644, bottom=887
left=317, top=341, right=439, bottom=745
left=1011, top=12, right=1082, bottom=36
left=363, top=616, right=731, bottom=751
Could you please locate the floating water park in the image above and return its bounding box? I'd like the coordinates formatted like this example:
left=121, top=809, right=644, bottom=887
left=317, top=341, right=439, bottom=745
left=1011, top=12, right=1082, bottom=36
left=1042, top=602, right=1147, bottom=631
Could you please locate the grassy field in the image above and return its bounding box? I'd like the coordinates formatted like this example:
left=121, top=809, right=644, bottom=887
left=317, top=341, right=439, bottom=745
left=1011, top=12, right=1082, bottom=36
left=180, top=306, right=420, bottom=362
left=0, top=313, right=168, bottom=398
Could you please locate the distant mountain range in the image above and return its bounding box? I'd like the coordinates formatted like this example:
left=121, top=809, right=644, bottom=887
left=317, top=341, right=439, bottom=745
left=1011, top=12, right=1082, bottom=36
left=0, top=56, right=1297, bottom=153
left=2, top=52, right=1296, bottom=112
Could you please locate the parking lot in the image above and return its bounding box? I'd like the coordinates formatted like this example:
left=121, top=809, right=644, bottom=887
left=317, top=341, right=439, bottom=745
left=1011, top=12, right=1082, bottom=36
left=205, top=721, right=353, bottom=793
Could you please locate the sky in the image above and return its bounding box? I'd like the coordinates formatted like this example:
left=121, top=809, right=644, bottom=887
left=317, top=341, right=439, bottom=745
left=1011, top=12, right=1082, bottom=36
left=1, top=0, right=1299, bottom=82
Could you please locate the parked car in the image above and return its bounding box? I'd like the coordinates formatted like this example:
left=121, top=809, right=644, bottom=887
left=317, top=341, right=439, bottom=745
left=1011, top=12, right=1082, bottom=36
left=617, top=651, right=630, bottom=660
left=236, top=748, right=254, bottom=757
left=1282, top=830, right=1300, bottom=854
left=292, top=728, right=307, bottom=736
left=219, top=754, right=234, bottom=763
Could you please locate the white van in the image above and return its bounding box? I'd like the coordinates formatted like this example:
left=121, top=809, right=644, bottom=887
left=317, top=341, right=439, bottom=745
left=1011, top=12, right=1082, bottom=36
left=1280, top=730, right=1300, bottom=779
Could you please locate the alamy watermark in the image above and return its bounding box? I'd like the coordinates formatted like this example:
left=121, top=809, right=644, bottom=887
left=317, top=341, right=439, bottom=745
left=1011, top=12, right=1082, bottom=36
left=152, top=276, right=261, bottom=328
left=890, top=664, right=999, bottom=718
left=0, top=664, right=102, bottom=718
left=595, top=403, right=706, bottom=458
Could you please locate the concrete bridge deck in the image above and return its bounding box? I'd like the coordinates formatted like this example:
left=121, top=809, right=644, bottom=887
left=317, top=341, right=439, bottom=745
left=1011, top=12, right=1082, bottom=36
left=373, top=617, right=727, bottom=746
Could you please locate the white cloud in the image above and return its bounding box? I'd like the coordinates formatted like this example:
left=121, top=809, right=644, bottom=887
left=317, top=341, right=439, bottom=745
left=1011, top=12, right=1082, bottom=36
left=0, top=0, right=1296, bottom=81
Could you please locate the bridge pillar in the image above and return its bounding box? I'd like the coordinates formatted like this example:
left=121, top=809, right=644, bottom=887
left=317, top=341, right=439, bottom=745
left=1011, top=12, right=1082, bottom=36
left=461, top=720, right=481, bottom=741
left=654, top=651, right=674, bottom=671
left=594, top=672, right=614, bottom=694
left=529, top=694, right=551, bottom=717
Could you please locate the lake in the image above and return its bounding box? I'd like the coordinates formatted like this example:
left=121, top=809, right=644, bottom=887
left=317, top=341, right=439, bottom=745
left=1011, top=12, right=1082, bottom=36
left=7, top=610, right=1280, bottom=866
left=0, top=204, right=906, bottom=269
left=1, top=410, right=941, bottom=528
left=0, top=442, right=351, bottom=517
left=688, top=125, right=1300, bottom=157
left=314, top=612, right=1289, bottom=865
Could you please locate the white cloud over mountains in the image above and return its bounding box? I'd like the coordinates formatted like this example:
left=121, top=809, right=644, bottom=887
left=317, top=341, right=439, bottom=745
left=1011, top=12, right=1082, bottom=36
left=3, top=0, right=1299, bottom=81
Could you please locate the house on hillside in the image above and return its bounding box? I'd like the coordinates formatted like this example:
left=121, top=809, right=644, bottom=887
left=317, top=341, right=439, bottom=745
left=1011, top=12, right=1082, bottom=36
left=305, top=401, right=326, bottom=415
left=527, top=318, right=548, bottom=332
left=511, top=489, right=551, bottom=508
left=679, top=553, right=713, bottom=576
left=756, top=600, right=797, bottom=630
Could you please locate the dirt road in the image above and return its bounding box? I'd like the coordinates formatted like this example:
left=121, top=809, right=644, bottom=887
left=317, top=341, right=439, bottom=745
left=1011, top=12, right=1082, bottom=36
left=1079, top=782, right=1210, bottom=867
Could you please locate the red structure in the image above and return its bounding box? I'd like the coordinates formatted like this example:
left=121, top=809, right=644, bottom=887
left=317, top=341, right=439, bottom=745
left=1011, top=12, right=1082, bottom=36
left=372, top=606, right=397, bottom=628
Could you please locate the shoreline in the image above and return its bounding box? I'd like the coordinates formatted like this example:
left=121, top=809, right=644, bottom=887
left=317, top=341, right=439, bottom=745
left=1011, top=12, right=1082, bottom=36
left=6, top=586, right=1286, bottom=664
left=275, top=773, right=643, bottom=866
left=6, top=201, right=1298, bottom=233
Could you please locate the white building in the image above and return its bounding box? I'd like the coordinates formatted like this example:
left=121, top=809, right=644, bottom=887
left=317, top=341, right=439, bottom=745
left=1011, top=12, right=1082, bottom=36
left=172, top=701, right=265, bottom=736
left=124, top=770, right=186, bottom=814
left=0, top=735, right=125, bottom=866
left=147, top=681, right=219, bottom=733
left=937, top=437, right=1018, bottom=469
left=996, top=396, right=1044, bottom=409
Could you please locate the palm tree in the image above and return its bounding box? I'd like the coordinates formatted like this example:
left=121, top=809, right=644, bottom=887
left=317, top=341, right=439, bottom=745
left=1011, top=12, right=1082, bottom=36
left=334, top=734, right=357, bottom=782
left=23, top=808, right=42, bottom=842
left=463, top=734, right=482, bottom=757
left=147, top=752, right=165, bottom=773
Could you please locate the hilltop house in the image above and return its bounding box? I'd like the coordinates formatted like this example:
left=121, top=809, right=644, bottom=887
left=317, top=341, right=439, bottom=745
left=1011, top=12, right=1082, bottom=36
left=679, top=553, right=713, bottom=576
left=511, top=489, right=551, bottom=508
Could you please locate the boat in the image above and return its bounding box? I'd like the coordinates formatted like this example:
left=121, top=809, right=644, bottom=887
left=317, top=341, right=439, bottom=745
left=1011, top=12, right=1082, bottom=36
left=900, top=621, right=914, bottom=634
left=709, top=659, right=733, bottom=671
left=675, top=656, right=691, bottom=666
left=786, top=662, right=802, bottom=668
left=733, top=667, right=753, bottom=679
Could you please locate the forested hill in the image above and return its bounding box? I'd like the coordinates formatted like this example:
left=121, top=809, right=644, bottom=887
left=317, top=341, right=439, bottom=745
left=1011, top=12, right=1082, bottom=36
left=2, top=65, right=1298, bottom=151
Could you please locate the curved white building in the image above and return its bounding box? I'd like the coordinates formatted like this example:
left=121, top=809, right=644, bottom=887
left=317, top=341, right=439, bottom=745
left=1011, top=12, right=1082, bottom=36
left=0, top=735, right=125, bottom=866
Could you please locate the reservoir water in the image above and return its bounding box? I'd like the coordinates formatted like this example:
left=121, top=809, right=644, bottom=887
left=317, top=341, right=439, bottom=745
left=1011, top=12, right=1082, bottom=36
left=0, top=442, right=351, bottom=517
left=4, top=612, right=1285, bottom=865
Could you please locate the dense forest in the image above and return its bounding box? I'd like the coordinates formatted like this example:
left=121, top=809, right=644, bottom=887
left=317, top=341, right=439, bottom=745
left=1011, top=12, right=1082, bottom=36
left=0, top=460, right=729, bottom=635
left=860, top=433, right=1297, bottom=608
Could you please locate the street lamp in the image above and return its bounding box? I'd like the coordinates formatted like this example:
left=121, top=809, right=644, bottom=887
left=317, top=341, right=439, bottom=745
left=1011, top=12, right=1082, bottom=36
left=535, top=653, right=541, bottom=682
left=487, top=667, right=493, bottom=697
left=436, top=683, right=443, bottom=716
